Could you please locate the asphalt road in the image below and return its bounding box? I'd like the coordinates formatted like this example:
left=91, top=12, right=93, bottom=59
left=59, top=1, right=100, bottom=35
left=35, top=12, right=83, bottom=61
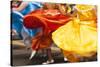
left=11, top=40, right=97, bottom=66
left=11, top=40, right=67, bottom=66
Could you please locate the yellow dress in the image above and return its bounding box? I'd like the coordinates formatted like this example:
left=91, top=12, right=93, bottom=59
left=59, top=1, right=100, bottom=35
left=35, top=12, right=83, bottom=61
left=52, top=5, right=97, bottom=62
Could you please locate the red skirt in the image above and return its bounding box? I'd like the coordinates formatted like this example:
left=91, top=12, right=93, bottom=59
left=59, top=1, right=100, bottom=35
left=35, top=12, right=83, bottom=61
left=23, top=9, right=71, bottom=50
left=24, top=9, right=71, bottom=33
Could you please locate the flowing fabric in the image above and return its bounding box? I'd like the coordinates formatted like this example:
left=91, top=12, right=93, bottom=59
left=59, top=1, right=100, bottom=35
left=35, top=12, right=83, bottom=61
left=12, top=11, right=23, bottom=35
left=52, top=5, right=97, bottom=62
left=12, top=2, right=43, bottom=38
left=20, top=2, right=43, bottom=15
left=24, top=9, right=71, bottom=50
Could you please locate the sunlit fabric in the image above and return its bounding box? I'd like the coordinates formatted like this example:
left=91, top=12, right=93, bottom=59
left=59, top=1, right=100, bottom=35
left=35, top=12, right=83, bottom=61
left=52, top=5, right=97, bottom=60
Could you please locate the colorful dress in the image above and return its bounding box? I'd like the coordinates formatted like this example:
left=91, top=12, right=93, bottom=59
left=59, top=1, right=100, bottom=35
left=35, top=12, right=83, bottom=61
left=12, top=2, right=43, bottom=39
left=52, top=5, right=97, bottom=62
left=24, top=9, right=71, bottom=50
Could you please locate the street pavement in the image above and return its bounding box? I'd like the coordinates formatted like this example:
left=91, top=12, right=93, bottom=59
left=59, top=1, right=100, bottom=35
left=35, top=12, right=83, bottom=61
left=11, top=40, right=97, bottom=66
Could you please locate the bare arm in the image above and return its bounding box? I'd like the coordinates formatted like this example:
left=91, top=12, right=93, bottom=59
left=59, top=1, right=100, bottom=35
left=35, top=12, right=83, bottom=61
left=12, top=2, right=29, bottom=11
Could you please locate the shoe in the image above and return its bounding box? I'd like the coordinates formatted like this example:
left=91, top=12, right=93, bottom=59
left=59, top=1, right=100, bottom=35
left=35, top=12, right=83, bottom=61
left=29, top=50, right=36, bottom=60
left=42, top=59, right=54, bottom=64
left=64, top=57, right=68, bottom=61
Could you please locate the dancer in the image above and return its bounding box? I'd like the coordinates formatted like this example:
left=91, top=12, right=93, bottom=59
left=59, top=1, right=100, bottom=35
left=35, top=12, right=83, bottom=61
left=11, top=0, right=42, bottom=47
left=23, top=3, right=71, bottom=64
left=52, top=4, right=97, bottom=62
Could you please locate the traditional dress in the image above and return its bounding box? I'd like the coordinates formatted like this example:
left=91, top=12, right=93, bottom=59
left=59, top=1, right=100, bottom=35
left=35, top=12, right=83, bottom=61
left=12, top=2, right=43, bottom=39
left=52, top=5, right=97, bottom=62
left=24, top=9, right=71, bottom=50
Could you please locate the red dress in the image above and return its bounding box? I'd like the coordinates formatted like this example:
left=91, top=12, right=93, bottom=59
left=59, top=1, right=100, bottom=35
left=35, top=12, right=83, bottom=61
left=24, top=9, right=71, bottom=50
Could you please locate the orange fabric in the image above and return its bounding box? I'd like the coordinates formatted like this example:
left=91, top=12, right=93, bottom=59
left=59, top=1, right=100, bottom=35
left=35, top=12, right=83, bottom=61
left=63, top=50, right=80, bottom=62
left=24, top=9, right=71, bottom=34
left=23, top=9, right=71, bottom=50
left=31, top=33, right=52, bottom=50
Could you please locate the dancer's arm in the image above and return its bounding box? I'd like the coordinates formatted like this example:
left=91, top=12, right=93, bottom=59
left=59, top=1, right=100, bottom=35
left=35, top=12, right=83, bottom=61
left=12, top=2, right=29, bottom=11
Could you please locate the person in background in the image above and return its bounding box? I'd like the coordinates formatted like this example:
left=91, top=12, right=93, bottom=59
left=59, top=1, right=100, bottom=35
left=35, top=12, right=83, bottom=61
left=11, top=0, right=43, bottom=47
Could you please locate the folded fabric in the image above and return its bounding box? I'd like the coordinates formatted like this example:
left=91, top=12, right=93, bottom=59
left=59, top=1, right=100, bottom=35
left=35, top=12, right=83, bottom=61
left=52, top=5, right=97, bottom=58
left=12, top=2, right=43, bottom=38
left=24, top=9, right=71, bottom=34
left=24, top=9, right=71, bottom=50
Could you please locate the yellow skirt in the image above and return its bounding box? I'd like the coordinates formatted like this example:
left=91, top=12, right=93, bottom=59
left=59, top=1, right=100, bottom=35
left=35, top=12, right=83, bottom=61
left=52, top=18, right=97, bottom=57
